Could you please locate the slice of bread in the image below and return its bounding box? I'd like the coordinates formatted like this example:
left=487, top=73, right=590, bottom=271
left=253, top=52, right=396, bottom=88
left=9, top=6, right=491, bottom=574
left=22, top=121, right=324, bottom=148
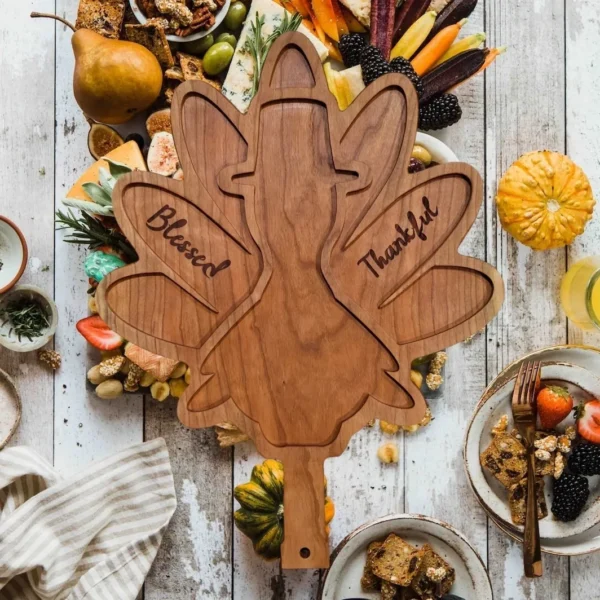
left=361, top=541, right=383, bottom=591
left=370, top=534, right=425, bottom=587
left=124, top=23, right=175, bottom=68
left=480, top=432, right=527, bottom=488
left=76, top=0, right=126, bottom=39
left=410, top=543, right=456, bottom=597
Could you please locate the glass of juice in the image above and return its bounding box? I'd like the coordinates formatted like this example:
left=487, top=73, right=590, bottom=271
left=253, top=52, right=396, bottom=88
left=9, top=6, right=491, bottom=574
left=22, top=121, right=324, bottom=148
left=560, top=256, right=600, bottom=330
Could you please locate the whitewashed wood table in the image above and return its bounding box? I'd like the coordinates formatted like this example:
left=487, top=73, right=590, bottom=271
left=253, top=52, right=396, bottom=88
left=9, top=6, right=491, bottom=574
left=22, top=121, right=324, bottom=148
left=1, top=1, right=599, bottom=598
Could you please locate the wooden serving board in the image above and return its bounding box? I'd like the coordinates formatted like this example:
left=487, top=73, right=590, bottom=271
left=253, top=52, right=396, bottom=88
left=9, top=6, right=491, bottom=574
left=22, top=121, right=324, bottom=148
left=97, top=33, right=504, bottom=569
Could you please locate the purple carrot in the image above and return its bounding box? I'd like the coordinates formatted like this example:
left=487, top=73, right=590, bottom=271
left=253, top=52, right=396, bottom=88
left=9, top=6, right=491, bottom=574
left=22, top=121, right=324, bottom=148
left=370, top=0, right=396, bottom=60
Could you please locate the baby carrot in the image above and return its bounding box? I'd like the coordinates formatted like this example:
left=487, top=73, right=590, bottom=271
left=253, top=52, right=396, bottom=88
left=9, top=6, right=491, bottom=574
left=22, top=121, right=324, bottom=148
left=390, top=10, right=437, bottom=60
left=447, top=46, right=507, bottom=91
left=411, top=18, right=468, bottom=76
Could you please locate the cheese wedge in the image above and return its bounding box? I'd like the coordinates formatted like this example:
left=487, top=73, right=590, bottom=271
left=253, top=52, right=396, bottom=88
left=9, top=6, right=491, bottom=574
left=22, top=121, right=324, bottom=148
left=339, top=0, right=370, bottom=27
left=222, top=0, right=329, bottom=113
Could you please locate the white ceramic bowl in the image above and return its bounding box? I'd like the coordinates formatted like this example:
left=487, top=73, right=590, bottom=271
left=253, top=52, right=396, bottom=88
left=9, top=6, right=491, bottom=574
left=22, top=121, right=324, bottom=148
left=128, top=0, right=232, bottom=43
left=320, top=514, right=492, bottom=600
left=0, top=216, right=27, bottom=294
left=0, top=285, right=58, bottom=352
left=415, top=132, right=459, bottom=164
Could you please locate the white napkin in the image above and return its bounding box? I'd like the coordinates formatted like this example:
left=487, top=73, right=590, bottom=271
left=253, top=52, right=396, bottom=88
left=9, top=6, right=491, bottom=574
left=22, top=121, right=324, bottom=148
left=0, top=438, right=176, bottom=600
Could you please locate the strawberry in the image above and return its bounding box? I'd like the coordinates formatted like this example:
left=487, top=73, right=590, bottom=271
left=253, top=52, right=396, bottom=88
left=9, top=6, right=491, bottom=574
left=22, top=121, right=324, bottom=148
left=576, top=400, right=600, bottom=444
left=537, top=385, right=573, bottom=429
left=76, top=315, right=123, bottom=350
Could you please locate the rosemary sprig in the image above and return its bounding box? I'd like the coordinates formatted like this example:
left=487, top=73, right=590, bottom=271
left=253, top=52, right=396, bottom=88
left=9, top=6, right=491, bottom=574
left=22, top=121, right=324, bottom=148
left=245, top=10, right=303, bottom=99
left=55, top=209, right=138, bottom=262
left=0, top=299, right=50, bottom=342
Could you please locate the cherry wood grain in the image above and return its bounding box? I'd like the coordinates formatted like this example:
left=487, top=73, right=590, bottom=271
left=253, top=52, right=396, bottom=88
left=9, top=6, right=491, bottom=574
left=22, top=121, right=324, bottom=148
left=97, top=33, right=503, bottom=569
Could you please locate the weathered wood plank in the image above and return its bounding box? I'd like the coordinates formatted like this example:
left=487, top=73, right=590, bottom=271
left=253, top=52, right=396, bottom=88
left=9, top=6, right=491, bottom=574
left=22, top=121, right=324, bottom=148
left=0, top=0, right=56, bottom=459
left=485, top=0, right=569, bottom=596
left=565, top=1, right=600, bottom=595
left=53, top=0, right=144, bottom=473
left=404, top=2, right=489, bottom=561
left=145, top=400, right=234, bottom=599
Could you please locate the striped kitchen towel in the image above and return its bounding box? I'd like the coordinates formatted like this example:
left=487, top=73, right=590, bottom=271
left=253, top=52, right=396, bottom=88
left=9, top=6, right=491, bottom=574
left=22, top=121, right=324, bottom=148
left=0, top=438, right=176, bottom=600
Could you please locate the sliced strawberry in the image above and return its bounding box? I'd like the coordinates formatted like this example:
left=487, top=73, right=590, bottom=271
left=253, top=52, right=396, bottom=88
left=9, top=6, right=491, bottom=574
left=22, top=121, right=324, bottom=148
left=76, top=315, right=123, bottom=350
left=576, top=400, right=600, bottom=444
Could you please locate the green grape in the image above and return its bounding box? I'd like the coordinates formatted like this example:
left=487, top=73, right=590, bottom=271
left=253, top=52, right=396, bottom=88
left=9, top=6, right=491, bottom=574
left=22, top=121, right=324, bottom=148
left=224, top=1, right=248, bottom=31
left=184, top=34, right=215, bottom=57
left=203, top=41, right=235, bottom=75
left=216, top=32, right=238, bottom=48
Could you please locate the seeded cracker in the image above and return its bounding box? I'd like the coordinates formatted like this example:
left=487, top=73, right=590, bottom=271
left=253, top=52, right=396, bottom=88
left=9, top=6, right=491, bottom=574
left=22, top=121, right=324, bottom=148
left=411, top=544, right=455, bottom=597
left=76, top=0, right=126, bottom=39
left=125, top=23, right=174, bottom=68
left=480, top=432, right=527, bottom=489
left=361, top=541, right=382, bottom=591
left=370, top=533, right=424, bottom=587
left=177, top=52, right=222, bottom=90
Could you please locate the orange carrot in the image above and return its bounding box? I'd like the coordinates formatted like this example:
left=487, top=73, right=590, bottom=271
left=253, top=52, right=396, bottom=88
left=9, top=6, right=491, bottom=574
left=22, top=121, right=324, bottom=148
left=411, top=18, right=467, bottom=76
left=447, top=46, right=506, bottom=91
left=289, top=0, right=310, bottom=17
left=331, top=0, right=349, bottom=37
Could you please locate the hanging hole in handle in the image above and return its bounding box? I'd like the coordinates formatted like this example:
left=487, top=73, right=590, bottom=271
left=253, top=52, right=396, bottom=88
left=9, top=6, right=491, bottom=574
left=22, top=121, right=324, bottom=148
left=300, top=547, right=311, bottom=559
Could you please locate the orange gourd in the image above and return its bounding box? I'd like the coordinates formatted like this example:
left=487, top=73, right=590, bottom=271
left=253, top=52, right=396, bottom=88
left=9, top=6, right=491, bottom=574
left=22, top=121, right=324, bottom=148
left=496, top=151, right=595, bottom=250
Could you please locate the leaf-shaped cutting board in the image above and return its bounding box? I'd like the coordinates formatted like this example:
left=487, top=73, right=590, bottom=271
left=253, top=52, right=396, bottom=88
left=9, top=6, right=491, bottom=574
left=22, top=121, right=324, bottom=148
left=97, top=33, right=504, bottom=568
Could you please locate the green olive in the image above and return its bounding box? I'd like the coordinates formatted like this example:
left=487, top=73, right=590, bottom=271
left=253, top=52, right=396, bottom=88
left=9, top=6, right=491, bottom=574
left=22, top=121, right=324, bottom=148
left=216, top=32, right=237, bottom=48
left=203, top=42, right=235, bottom=75
left=224, top=1, right=248, bottom=31
left=184, top=34, right=215, bottom=56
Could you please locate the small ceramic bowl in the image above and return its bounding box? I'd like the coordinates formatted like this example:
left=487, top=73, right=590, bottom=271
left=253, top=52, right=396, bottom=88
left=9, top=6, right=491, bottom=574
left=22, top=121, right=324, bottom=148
left=128, top=0, right=232, bottom=43
left=0, top=367, right=21, bottom=450
left=0, top=216, right=28, bottom=294
left=415, top=132, right=459, bottom=164
left=0, top=285, right=58, bottom=352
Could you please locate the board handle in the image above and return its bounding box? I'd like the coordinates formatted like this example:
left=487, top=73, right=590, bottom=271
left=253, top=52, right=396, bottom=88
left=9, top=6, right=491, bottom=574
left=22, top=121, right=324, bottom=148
left=280, top=455, right=330, bottom=569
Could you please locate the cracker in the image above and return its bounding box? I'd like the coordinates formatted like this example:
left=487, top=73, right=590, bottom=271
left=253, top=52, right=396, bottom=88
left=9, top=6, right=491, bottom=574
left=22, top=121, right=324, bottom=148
left=410, top=543, right=455, bottom=598
left=124, top=23, right=175, bottom=68
left=380, top=579, right=398, bottom=600
left=480, top=432, right=527, bottom=489
left=370, top=534, right=424, bottom=587
left=177, top=52, right=222, bottom=90
left=361, top=541, right=382, bottom=592
left=76, top=0, right=126, bottom=39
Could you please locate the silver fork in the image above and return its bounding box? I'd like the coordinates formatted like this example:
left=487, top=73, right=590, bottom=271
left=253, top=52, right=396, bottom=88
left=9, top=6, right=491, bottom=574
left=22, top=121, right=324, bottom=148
left=511, top=360, right=543, bottom=578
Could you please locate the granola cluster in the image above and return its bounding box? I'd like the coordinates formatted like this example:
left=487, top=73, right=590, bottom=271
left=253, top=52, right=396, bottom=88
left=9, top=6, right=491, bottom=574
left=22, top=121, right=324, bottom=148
left=139, top=0, right=226, bottom=36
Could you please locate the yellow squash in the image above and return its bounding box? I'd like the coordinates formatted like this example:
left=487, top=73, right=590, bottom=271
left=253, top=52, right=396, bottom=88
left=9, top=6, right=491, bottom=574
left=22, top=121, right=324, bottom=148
left=496, top=151, right=595, bottom=250
left=234, top=459, right=335, bottom=560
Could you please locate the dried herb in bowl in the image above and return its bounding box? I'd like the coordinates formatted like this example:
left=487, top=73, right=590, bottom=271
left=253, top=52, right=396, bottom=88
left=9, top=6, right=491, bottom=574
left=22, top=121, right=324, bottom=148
left=0, top=298, right=50, bottom=342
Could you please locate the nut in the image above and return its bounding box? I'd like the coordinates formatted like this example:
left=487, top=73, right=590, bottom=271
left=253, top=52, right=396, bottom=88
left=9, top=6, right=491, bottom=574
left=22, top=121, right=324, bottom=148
left=429, top=351, right=448, bottom=374
left=534, top=435, right=557, bottom=453
left=124, top=364, right=144, bottom=393
left=38, top=349, right=61, bottom=370
left=95, top=379, right=124, bottom=400
left=184, top=367, right=191, bottom=385
left=101, top=348, right=122, bottom=360
left=565, top=425, right=577, bottom=441
left=87, top=364, right=109, bottom=385
left=170, top=362, right=188, bottom=379
left=554, top=452, right=565, bottom=479
left=151, top=381, right=170, bottom=402
left=426, top=373, right=443, bottom=391
left=140, top=371, right=157, bottom=388
left=492, top=414, right=509, bottom=436
left=379, top=420, right=400, bottom=435
left=410, top=369, right=423, bottom=389
left=534, top=449, right=552, bottom=462
left=169, top=377, right=188, bottom=399
left=557, top=435, right=572, bottom=454
left=377, top=443, right=399, bottom=464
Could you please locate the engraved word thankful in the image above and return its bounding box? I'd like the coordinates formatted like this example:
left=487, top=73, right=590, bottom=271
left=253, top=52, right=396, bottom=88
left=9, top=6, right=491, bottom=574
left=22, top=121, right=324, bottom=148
left=146, top=205, right=231, bottom=278
left=357, top=196, right=439, bottom=278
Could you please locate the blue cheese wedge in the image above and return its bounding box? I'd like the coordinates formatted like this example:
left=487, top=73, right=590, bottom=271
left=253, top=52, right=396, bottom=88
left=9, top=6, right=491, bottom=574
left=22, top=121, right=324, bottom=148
left=222, top=0, right=329, bottom=113
left=339, top=0, right=370, bottom=27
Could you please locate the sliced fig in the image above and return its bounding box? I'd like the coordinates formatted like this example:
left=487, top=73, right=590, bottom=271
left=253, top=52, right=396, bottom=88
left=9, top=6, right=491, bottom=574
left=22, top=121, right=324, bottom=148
left=147, top=131, right=179, bottom=177
left=146, top=108, right=172, bottom=139
left=88, top=123, right=124, bottom=160
left=172, top=168, right=184, bottom=181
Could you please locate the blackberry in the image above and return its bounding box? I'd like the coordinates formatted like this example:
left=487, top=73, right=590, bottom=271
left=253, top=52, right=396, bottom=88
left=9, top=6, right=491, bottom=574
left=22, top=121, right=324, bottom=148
left=552, top=473, right=590, bottom=522
left=568, top=443, right=600, bottom=476
left=360, top=46, right=391, bottom=85
left=389, top=57, right=424, bottom=98
left=418, top=94, right=462, bottom=131
left=339, top=34, right=367, bottom=68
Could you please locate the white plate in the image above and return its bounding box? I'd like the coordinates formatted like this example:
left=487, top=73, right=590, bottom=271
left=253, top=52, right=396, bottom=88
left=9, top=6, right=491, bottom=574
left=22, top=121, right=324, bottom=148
left=128, top=0, right=231, bottom=43
left=465, top=362, right=600, bottom=540
left=465, top=345, right=600, bottom=555
left=319, top=514, right=492, bottom=600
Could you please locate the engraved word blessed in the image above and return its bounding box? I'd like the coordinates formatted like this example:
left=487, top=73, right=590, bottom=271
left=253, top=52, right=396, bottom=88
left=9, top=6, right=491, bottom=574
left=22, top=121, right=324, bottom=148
left=357, top=196, right=439, bottom=278
left=146, top=205, right=231, bottom=278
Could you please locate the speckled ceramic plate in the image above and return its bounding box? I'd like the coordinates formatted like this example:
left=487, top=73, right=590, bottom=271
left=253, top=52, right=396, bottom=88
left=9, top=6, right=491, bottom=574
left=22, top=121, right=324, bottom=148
left=464, top=345, right=600, bottom=555
left=319, top=514, right=492, bottom=600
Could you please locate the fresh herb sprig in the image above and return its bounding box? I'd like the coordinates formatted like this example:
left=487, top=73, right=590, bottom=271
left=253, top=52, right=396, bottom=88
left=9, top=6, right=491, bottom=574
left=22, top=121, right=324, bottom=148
left=0, top=299, right=50, bottom=341
left=55, top=209, right=138, bottom=262
left=244, top=10, right=303, bottom=99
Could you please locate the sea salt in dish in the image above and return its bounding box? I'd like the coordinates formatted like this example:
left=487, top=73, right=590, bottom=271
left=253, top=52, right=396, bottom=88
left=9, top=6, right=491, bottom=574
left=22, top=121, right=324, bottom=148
left=0, top=368, right=21, bottom=449
left=0, top=216, right=27, bottom=294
